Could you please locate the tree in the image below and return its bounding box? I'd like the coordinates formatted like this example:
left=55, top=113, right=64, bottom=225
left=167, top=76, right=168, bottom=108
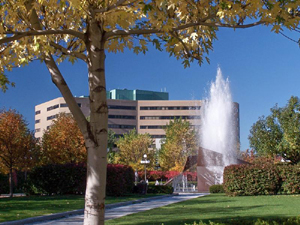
left=116, top=129, right=155, bottom=171
left=107, top=129, right=116, bottom=164
left=42, top=113, right=86, bottom=165
left=1, top=1, right=299, bottom=223
left=0, top=109, right=37, bottom=197
left=249, top=96, right=300, bottom=164
left=159, top=118, right=198, bottom=171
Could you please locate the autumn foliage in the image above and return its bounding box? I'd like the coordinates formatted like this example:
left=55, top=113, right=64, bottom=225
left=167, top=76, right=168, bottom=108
left=41, top=113, right=86, bottom=165
left=0, top=109, right=37, bottom=196
left=159, top=118, right=198, bottom=171
left=116, top=129, right=155, bottom=171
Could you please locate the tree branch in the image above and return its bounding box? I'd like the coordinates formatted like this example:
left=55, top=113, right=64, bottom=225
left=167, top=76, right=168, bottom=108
left=0, top=29, right=85, bottom=45
left=170, top=32, right=201, bottom=61
left=50, top=42, right=88, bottom=62
left=104, top=20, right=265, bottom=40
left=94, top=0, right=128, bottom=13
left=23, top=0, right=91, bottom=142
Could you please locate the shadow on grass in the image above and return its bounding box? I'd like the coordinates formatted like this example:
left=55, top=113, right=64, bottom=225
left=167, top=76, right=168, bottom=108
left=107, top=214, right=289, bottom=225
left=106, top=204, right=286, bottom=225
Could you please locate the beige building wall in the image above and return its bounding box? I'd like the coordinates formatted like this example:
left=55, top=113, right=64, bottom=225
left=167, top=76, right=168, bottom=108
left=34, top=97, right=90, bottom=138
left=34, top=97, right=137, bottom=139
left=35, top=97, right=240, bottom=150
left=137, top=100, right=202, bottom=148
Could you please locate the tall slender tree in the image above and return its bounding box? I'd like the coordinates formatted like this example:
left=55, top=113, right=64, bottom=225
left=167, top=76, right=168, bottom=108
left=42, top=113, right=86, bottom=165
left=1, top=1, right=300, bottom=223
left=0, top=109, right=37, bottom=197
left=159, top=118, right=198, bottom=171
left=116, top=129, right=155, bottom=171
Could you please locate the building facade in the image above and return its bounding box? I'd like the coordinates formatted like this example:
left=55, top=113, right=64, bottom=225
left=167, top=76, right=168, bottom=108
left=34, top=89, right=240, bottom=149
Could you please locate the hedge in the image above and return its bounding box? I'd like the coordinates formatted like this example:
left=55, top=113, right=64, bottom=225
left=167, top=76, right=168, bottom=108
left=223, top=164, right=281, bottom=196
left=25, top=163, right=86, bottom=195
left=278, top=164, right=300, bottom=194
left=223, top=163, right=300, bottom=196
left=26, top=163, right=135, bottom=196
left=0, top=171, right=27, bottom=194
left=106, top=164, right=135, bottom=196
left=147, top=184, right=174, bottom=194
left=209, top=184, right=225, bottom=193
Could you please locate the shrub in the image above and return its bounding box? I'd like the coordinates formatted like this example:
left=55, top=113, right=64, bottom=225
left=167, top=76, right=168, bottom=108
left=278, top=164, right=300, bottom=194
left=0, top=171, right=28, bottom=194
left=147, top=184, right=174, bottom=194
left=106, top=164, right=135, bottom=196
left=0, top=173, right=9, bottom=194
left=209, top=184, right=224, bottom=193
left=133, top=181, right=148, bottom=194
left=223, top=164, right=281, bottom=196
left=26, top=163, right=134, bottom=196
left=27, top=163, right=86, bottom=195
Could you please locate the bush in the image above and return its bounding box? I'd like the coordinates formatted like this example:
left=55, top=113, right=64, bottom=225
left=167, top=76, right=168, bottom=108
left=147, top=184, right=174, bottom=194
left=133, top=181, right=148, bottom=195
left=0, top=173, right=9, bottom=194
left=27, top=163, right=86, bottom=195
left=0, top=171, right=28, bottom=194
left=278, top=164, right=300, bottom=194
left=106, top=164, right=135, bottom=196
left=209, top=184, right=224, bottom=193
left=223, top=164, right=281, bottom=196
left=26, top=163, right=134, bottom=196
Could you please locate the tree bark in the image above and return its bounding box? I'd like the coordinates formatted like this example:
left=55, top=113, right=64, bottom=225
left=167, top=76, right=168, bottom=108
left=83, top=19, right=108, bottom=225
left=9, top=168, right=13, bottom=198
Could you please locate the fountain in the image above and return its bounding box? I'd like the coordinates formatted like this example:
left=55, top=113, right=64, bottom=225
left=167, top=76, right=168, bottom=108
left=197, top=67, right=240, bottom=191
left=171, top=68, right=241, bottom=192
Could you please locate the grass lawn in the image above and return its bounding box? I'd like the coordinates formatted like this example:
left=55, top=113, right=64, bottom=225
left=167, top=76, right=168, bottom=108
left=0, top=193, right=165, bottom=222
left=106, top=194, right=300, bottom=225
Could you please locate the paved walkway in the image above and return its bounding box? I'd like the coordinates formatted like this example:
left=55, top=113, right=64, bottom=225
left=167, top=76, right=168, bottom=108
left=4, top=193, right=208, bottom=225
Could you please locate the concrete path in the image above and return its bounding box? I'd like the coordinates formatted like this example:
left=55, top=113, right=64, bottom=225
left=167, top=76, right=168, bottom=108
left=15, top=193, right=207, bottom=225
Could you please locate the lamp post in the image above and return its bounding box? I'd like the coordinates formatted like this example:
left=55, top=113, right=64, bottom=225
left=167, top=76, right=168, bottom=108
left=141, top=154, right=150, bottom=182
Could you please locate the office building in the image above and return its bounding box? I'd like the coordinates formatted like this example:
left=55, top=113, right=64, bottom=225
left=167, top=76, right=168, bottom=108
left=34, top=89, right=239, bottom=149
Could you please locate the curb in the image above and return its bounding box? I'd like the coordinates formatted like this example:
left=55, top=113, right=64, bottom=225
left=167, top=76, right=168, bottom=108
left=0, top=194, right=178, bottom=225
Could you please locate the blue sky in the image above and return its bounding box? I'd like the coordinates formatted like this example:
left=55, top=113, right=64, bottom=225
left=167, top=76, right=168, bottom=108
left=0, top=25, right=299, bottom=151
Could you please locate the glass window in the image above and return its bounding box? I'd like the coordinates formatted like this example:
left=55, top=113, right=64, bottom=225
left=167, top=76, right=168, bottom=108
left=140, top=106, right=201, bottom=110
left=108, top=115, right=136, bottom=120
left=35, top=110, right=41, bottom=115
left=108, top=105, right=136, bottom=110
left=47, top=114, right=57, bottom=120
left=47, top=104, right=59, bottom=111
left=35, top=119, right=40, bottom=124
left=108, top=124, right=136, bottom=129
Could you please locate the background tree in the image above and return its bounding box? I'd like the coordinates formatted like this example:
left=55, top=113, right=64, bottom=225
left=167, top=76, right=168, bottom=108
left=42, top=113, right=86, bottom=165
left=159, top=118, right=198, bottom=171
left=116, top=129, right=155, bottom=171
left=249, top=96, right=300, bottom=164
left=0, top=109, right=37, bottom=197
left=1, top=1, right=299, bottom=223
left=107, top=129, right=116, bottom=164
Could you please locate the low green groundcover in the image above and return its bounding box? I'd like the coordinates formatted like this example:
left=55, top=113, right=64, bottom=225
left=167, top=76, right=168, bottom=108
left=0, top=194, right=165, bottom=222
left=105, top=194, right=300, bottom=225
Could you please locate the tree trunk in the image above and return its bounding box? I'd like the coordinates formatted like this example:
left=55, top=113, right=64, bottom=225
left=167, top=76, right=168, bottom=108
left=83, top=19, right=108, bottom=225
left=9, top=168, right=13, bottom=198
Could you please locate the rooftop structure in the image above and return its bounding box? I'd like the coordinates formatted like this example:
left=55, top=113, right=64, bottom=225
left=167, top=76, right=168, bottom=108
left=106, top=89, right=169, bottom=100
